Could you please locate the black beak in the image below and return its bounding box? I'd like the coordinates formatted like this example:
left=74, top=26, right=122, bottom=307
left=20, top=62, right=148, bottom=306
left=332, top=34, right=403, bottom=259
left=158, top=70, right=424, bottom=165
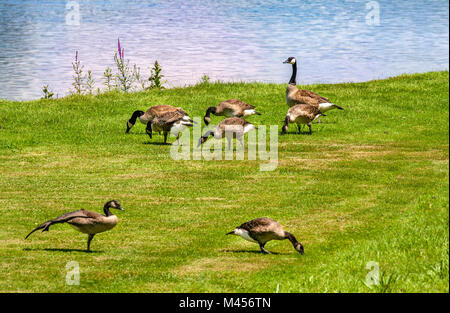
left=283, top=59, right=289, bottom=64
left=197, top=138, right=203, bottom=148
left=118, top=206, right=125, bottom=211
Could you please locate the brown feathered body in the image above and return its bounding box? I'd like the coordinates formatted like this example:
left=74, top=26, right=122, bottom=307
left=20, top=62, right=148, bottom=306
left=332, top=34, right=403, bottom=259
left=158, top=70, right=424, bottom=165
left=237, top=217, right=286, bottom=243
left=215, top=99, right=256, bottom=116
left=286, top=84, right=329, bottom=107
left=198, top=117, right=256, bottom=149
left=213, top=117, right=256, bottom=139
left=25, top=200, right=124, bottom=252
left=227, top=217, right=304, bottom=254
left=139, top=105, right=186, bottom=124
left=204, top=99, right=260, bottom=125
left=282, top=104, right=323, bottom=134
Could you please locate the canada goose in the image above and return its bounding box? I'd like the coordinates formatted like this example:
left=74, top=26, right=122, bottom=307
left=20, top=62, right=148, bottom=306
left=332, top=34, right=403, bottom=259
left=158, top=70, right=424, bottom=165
left=227, top=217, right=304, bottom=254
left=283, top=57, right=343, bottom=121
left=197, top=117, right=256, bottom=150
left=204, top=99, right=261, bottom=125
left=149, top=110, right=194, bottom=144
left=25, top=200, right=124, bottom=252
left=281, top=104, right=325, bottom=135
left=126, top=105, right=187, bottom=133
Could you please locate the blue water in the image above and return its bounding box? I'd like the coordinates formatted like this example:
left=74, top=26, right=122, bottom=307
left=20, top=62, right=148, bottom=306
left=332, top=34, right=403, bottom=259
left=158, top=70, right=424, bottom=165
left=0, top=0, right=448, bottom=100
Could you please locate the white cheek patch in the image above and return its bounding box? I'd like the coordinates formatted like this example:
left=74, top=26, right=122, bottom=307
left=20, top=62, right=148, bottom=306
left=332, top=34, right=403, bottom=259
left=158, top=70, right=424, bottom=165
left=290, top=58, right=296, bottom=64
left=234, top=228, right=258, bottom=243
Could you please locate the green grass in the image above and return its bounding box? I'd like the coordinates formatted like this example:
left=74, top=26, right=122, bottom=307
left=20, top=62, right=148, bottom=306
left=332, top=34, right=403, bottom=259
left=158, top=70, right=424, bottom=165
left=0, top=71, right=448, bottom=293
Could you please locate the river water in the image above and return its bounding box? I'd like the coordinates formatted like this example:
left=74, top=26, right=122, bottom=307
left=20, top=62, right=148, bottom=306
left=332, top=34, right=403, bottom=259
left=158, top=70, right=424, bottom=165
left=0, top=0, right=448, bottom=100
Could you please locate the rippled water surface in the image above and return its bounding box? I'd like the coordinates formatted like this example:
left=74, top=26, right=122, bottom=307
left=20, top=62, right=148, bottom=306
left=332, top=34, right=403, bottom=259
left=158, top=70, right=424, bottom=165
left=0, top=0, right=448, bottom=100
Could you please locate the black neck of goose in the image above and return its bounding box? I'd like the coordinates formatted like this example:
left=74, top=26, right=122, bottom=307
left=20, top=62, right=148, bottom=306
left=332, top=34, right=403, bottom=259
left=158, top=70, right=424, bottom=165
left=205, top=107, right=216, bottom=117
left=129, top=110, right=144, bottom=125
left=284, top=231, right=299, bottom=247
left=289, top=62, right=297, bottom=85
left=103, top=205, right=113, bottom=217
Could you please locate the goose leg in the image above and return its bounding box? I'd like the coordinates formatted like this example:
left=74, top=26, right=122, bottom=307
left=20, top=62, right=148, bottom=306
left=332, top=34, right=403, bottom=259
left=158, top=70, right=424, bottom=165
left=297, top=123, right=302, bottom=134
left=307, top=123, right=312, bottom=135
left=87, top=234, right=95, bottom=252
left=259, top=243, right=272, bottom=254
left=226, top=137, right=232, bottom=151
left=238, top=136, right=244, bottom=150
left=259, top=243, right=271, bottom=254
left=163, top=131, right=168, bottom=144
left=145, top=122, right=152, bottom=139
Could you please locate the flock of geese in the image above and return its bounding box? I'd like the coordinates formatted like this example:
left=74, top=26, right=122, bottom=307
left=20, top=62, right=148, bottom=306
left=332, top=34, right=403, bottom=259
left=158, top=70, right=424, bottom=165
left=25, top=57, right=344, bottom=254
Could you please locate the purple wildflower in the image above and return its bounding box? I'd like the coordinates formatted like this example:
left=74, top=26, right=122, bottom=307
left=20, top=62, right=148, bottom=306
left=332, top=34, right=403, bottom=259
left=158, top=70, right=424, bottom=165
left=118, top=39, right=122, bottom=59
left=75, top=51, right=78, bottom=62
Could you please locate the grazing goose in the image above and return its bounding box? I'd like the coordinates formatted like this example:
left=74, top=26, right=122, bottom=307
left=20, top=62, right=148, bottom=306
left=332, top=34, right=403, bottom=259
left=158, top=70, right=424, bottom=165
left=283, top=57, right=343, bottom=122
left=197, top=117, right=256, bottom=150
left=204, top=99, right=261, bottom=125
left=149, top=110, right=194, bottom=144
left=227, top=217, right=304, bottom=255
left=25, top=200, right=124, bottom=252
left=126, top=105, right=187, bottom=133
left=282, top=104, right=325, bottom=135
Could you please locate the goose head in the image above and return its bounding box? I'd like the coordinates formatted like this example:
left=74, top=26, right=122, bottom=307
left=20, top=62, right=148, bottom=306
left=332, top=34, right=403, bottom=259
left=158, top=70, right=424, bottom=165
left=295, top=242, right=304, bottom=255
left=104, top=200, right=124, bottom=211
left=197, top=135, right=208, bottom=147
left=283, top=57, right=296, bottom=64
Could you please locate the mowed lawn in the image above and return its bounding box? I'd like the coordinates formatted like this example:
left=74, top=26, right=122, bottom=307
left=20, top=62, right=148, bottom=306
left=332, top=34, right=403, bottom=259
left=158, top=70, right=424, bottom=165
left=0, top=71, right=448, bottom=293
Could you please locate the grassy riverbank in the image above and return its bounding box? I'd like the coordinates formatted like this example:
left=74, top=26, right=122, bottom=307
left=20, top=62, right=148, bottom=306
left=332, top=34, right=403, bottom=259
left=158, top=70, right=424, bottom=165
left=0, top=71, right=448, bottom=292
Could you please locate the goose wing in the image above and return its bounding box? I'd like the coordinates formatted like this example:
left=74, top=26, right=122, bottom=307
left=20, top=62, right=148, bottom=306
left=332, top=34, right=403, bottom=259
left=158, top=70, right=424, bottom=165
left=147, top=105, right=177, bottom=117
left=220, top=99, right=255, bottom=111
left=297, top=89, right=329, bottom=102
left=238, top=218, right=282, bottom=241
left=153, top=111, right=185, bottom=127
left=238, top=217, right=276, bottom=232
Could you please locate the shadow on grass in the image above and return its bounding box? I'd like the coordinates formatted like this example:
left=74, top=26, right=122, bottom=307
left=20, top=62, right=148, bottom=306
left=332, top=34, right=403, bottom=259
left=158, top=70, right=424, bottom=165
left=281, top=131, right=313, bottom=136
left=23, top=248, right=103, bottom=253
left=222, top=249, right=289, bottom=255
left=143, top=141, right=172, bottom=146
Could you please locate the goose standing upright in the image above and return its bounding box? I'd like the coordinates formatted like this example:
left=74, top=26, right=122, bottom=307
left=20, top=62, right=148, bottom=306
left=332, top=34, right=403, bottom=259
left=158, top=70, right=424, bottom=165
left=25, top=200, right=124, bottom=252
left=197, top=117, right=256, bottom=150
left=283, top=57, right=343, bottom=122
left=204, top=99, right=261, bottom=125
left=227, top=217, right=304, bottom=254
